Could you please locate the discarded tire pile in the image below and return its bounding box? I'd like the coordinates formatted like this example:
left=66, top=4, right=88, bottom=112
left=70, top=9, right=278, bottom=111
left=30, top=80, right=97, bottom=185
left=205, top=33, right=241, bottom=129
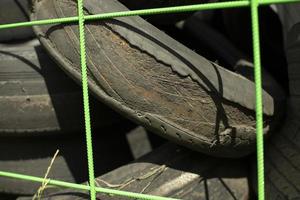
left=0, top=0, right=299, bottom=199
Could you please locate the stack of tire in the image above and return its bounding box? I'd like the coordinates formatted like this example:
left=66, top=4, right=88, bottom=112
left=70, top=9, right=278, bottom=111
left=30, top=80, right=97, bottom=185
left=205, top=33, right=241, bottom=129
left=0, top=1, right=134, bottom=198
left=0, top=0, right=299, bottom=199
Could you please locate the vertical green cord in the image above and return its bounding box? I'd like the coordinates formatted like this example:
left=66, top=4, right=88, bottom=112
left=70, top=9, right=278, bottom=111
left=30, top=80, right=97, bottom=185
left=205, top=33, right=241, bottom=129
left=250, top=1, right=265, bottom=200
left=77, top=0, right=96, bottom=200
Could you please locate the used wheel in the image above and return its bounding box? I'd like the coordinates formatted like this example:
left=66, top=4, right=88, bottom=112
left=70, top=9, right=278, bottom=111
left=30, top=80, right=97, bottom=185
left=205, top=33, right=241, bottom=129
left=222, top=7, right=288, bottom=91
left=0, top=124, right=134, bottom=196
left=0, top=40, right=123, bottom=136
left=18, top=142, right=250, bottom=199
left=252, top=9, right=300, bottom=199
left=31, top=0, right=285, bottom=158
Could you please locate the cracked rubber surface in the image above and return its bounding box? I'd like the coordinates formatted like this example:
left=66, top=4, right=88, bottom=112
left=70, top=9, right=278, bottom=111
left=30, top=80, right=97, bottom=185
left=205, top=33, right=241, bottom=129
left=18, top=142, right=250, bottom=200
left=31, top=0, right=284, bottom=157
left=0, top=40, right=122, bottom=136
left=183, top=14, right=286, bottom=102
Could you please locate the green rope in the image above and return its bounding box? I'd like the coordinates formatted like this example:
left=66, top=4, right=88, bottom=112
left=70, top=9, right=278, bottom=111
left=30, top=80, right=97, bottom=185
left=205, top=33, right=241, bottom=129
left=77, top=0, right=96, bottom=200
left=0, top=171, right=177, bottom=200
left=250, top=1, right=265, bottom=200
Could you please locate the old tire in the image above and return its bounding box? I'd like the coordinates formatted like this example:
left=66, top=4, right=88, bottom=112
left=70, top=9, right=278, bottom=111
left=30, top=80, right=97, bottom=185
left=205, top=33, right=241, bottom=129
left=0, top=40, right=122, bottom=136
left=0, top=124, right=134, bottom=196
left=18, top=142, right=250, bottom=199
left=31, top=0, right=285, bottom=157
left=0, top=0, right=34, bottom=42
left=251, top=18, right=300, bottom=200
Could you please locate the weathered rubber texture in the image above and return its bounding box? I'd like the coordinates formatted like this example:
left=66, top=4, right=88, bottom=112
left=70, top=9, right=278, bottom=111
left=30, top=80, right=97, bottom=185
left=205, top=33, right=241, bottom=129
left=251, top=23, right=300, bottom=200
left=18, top=142, right=250, bottom=200
left=252, top=115, right=300, bottom=199
left=183, top=14, right=286, bottom=104
left=118, top=0, right=201, bottom=24
left=0, top=124, right=134, bottom=196
left=31, top=0, right=283, bottom=158
left=184, top=15, right=286, bottom=117
left=0, top=0, right=34, bottom=42
left=0, top=40, right=122, bottom=136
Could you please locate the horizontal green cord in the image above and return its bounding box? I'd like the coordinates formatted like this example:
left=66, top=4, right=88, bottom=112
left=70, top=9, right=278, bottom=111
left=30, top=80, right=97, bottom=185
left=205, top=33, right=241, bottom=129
left=0, top=0, right=299, bottom=30
left=0, top=171, right=178, bottom=200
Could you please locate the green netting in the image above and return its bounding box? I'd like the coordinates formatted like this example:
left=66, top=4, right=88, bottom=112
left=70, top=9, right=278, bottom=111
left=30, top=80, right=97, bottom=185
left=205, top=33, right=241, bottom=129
left=250, top=0, right=264, bottom=199
left=0, top=0, right=300, bottom=200
left=77, top=0, right=97, bottom=199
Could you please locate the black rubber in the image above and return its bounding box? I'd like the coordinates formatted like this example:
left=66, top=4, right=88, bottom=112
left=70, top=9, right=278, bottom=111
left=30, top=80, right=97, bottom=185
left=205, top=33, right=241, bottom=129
left=252, top=115, right=300, bottom=199
left=0, top=40, right=122, bottom=136
left=222, top=7, right=289, bottom=92
left=183, top=14, right=286, bottom=100
left=31, top=0, right=285, bottom=158
left=251, top=20, right=300, bottom=199
left=0, top=0, right=34, bottom=42
left=263, top=118, right=300, bottom=199
left=18, top=142, right=250, bottom=200
left=118, top=0, right=201, bottom=24
left=0, top=123, right=134, bottom=196
left=184, top=16, right=246, bottom=69
left=0, top=193, right=18, bottom=200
